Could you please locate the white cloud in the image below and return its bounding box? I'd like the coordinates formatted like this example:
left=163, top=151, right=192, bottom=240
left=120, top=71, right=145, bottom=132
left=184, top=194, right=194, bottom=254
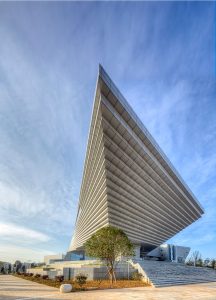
left=0, top=244, right=55, bottom=263
left=0, top=181, right=46, bottom=215
left=0, top=222, right=50, bottom=242
left=0, top=23, right=86, bottom=242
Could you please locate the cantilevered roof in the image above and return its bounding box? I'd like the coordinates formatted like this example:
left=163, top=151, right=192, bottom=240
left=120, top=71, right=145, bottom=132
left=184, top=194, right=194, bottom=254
left=69, top=65, right=204, bottom=251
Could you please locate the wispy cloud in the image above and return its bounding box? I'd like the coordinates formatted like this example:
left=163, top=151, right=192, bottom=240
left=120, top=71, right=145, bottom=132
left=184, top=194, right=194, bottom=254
left=0, top=222, right=50, bottom=243
left=0, top=244, right=56, bottom=263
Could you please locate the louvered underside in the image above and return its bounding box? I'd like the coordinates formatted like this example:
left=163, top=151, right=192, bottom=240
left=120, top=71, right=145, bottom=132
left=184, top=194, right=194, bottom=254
left=70, top=86, right=109, bottom=251
left=69, top=66, right=204, bottom=252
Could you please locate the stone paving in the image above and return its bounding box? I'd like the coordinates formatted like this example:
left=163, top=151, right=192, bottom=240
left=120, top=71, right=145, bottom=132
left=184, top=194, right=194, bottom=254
left=0, top=275, right=216, bottom=300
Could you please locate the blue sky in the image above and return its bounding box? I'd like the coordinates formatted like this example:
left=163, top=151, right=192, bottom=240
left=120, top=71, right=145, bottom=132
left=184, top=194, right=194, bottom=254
left=0, top=2, right=215, bottom=263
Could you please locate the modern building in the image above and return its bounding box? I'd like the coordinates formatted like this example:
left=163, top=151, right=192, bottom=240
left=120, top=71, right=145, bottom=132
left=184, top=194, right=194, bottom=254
left=68, top=65, right=204, bottom=260
left=44, top=254, right=65, bottom=265
left=147, top=244, right=190, bottom=263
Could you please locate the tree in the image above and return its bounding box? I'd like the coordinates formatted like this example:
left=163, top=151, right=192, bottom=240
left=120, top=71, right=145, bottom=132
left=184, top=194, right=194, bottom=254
left=186, top=256, right=194, bottom=266
left=196, top=258, right=203, bottom=267
left=14, top=260, right=22, bottom=273
left=192, top=251, right=202, bottom=267
left=211, top=259, right=216, bottom=269
left=21, top=264, right=26, bottom=273
left=84, top=226, right=134, bottom=284
left=8, top=264, right=12, bottom=274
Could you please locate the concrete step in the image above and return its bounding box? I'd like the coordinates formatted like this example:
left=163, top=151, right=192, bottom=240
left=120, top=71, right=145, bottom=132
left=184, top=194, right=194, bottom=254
left=133, top=260, right=216, bottom=287
left=152, top=278, right=215, bottom=283
left=153, top=278, right=216, bottom=285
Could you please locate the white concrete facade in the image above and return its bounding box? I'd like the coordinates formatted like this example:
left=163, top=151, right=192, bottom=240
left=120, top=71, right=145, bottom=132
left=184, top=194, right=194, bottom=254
left=69, top=65, right=204, bottom=255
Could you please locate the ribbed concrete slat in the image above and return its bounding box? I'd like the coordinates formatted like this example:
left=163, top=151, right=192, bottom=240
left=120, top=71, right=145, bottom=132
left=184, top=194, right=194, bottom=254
left=69, top=66, right=204, bottom=252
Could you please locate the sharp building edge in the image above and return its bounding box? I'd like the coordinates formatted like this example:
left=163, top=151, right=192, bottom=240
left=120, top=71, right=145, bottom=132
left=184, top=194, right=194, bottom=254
left=69, top=65, right=204, bottom=258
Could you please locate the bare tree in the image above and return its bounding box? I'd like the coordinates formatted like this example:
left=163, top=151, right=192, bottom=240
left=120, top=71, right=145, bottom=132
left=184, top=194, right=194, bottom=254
left=192, top=251, right=202, bottom=267
left=211, top=259, right=216, bottom=269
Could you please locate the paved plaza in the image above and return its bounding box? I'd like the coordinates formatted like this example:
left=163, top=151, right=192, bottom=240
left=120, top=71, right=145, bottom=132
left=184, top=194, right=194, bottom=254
left=0, top=275, right=216, bottom=300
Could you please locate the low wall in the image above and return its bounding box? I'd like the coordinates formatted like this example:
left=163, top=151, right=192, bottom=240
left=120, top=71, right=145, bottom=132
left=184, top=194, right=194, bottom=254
left=63, top=262, right=135, bottom=280
left=27, top=261, right=135, bottom=281
left=26, top=268, right=62, bottom=279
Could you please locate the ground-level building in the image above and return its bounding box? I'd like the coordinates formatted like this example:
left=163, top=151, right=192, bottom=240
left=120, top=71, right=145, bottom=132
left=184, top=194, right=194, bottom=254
left=147, top=244, right=190, bottom=263
left=68, top=65, right=204, bottom=261
left=44, top=254, right=65, bottom=265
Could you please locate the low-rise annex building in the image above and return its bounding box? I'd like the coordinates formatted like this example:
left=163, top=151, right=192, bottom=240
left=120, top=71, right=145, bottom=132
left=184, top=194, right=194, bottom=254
left=44, top=254, right=65, bottom=265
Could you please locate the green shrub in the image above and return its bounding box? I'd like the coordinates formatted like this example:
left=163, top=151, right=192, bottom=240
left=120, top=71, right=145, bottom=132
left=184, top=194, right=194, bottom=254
left=75, top=273, right=88, bottom=287
left=196, top=259, right=203, bottom=267
left=211, top=259, right=216, bottom=269
left=131, top=271, right=143, bottom=281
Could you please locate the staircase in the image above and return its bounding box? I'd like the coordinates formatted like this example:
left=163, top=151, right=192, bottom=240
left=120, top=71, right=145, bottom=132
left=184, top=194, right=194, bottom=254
left=131, top=260, right=216, bottom=287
